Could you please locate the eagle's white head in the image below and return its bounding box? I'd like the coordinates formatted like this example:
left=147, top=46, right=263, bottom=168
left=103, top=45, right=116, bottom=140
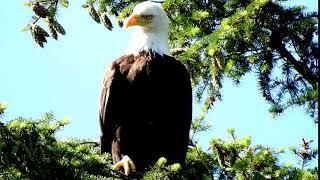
left=124, top=1, right=171, bottom=56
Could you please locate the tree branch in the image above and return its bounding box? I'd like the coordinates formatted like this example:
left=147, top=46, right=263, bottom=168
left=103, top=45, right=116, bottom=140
left=277, top=44, right=317, bottom=88
left=270, top=32, right=317, bottom=88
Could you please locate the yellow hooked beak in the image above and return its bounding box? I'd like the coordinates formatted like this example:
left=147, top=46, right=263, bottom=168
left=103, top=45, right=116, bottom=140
left=125, top=14, right=146, bottom=29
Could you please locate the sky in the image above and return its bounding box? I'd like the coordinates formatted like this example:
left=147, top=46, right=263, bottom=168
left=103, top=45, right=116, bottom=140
left=0, top=0, right=318, bottom=167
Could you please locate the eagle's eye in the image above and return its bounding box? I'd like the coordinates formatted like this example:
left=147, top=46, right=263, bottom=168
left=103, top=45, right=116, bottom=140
left=143, top=15, right=153, bottom=20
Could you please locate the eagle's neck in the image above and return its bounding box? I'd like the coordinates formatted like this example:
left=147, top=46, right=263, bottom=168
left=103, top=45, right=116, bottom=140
left=125, top=27, right=171, bottom=56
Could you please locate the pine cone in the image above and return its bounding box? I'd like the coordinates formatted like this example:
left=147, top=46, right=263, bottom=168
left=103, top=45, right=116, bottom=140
left=33, top=24, right=50, bottom=37
left=31, top=2, right=49, bottom=18
left=101, top=12, right=113, bottom=30
left=88, top=4, right=100, bottom=23
left=30, top=24, right=47, bottom=48
left=37, top=32, right=47, bottom=43
left=48, top=23, right=58, bottom=40
left=50, top=18, right=66, bottom=35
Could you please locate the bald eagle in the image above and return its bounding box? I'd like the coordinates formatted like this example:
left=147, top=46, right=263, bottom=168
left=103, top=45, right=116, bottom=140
left=99, top=1, right=192, bottom=175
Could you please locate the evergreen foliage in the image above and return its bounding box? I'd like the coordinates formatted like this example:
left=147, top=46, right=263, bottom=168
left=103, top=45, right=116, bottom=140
left=0, top=109, right=112, bottom=179
left=23, top=0, right=318, bottom=121
left=78, top=0, right=317, bottom=122
left=0, top=105, right=317, bottom=179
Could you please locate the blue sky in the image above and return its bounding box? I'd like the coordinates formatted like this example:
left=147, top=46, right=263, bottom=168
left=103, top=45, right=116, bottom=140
left=1, top=0, right=318, bottom=167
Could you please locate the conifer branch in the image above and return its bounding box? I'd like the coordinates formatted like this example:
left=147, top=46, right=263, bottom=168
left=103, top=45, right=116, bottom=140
left=270, top=32, right=317, bottom=88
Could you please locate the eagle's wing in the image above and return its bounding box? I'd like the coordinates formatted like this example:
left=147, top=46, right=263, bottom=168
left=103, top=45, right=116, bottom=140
left=164, top=58, right=193, bottom=162
left=99, top=62, right=117, bottom=154
left=99, top=55, right=134, bottom=156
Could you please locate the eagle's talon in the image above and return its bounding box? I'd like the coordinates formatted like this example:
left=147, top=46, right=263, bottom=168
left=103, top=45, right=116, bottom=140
left=112, top=155, right=136, bottom=175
